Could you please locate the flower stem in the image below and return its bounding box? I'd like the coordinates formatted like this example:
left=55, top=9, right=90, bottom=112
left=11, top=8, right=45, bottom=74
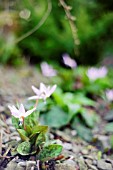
left=35, top=99, right=38, bottom=108
left=21, top=117, right=26, bottom=130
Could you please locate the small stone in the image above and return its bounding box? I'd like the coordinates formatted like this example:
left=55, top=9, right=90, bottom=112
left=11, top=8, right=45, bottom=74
left=97, top=159, right=112, bottom=170
left=85, top=159, right=97, bottom=170
left=78, top=156, right=88, bottom=170
left=26, top=161, right=36, bottom=170
left=63, top=143, right=72, bottom=150
left=81, top=149, right=89, bottom=155
left=63, top=159, right=76, bottom=166
left=5, top=160, right=17, bottom=170
left=93, top=160, right=97, bottom=166
left=71, top=130, right=77, bottom=136
left=105, top=159, right=113, bottom=166
left=18, top=161, right=26, bottom=167
left=85, top=158, right=92, bottom=165
left=55, top=163, right=75, bottom=170
left=96, top=135, right=110, bottom=151
left=16, top=164, right=26, bottom=170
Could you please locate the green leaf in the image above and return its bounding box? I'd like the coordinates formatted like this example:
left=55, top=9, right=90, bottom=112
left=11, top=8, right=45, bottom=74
left=35, top=133, right=46, bottom=147
left=105, top=123, right=113, bottom=133
left=12, top=116, right=20, bottom=129
left=17, top=141, right=31, bottom=155
left=71, top=117, right=93, bottom=142
left=25, top=125, right=32, bottom=136
left=38, top=144, right=63, bottom=161
left=73, top=93, right=95, bottom=106
left=52, top=88, right=65, bottom=107
left=80, top=108, right=98, bottom=128
left=67, top=103, right=81, bottom=120
left=30, top=133, right=39, bottom=145
left=40, top=106, right=69, bottom=128
left=24, top=110, right=39, bottom=128
left=32, top=125, right=48, bottom=134
left=17, top=129, right=29, bottom=141
left=29, top=125, right=48, bottom=144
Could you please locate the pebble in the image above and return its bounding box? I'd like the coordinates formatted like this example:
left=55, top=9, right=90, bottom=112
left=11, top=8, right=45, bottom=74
left=55, top=163, right=76, bottom=170
left=93, top=160, right=97, bottom=166
left=26, top=161, right=36, bottom=170
left=96, top=135, right=110, bottom=151
left=5, top=160, right=17, bottom=170
left=77, top=156, right=88, bottom=170
left=62, top=142, right=73, bottom=150
left=18, top=161, right=26, bottom=167
left=97, top=159, right=113, bottom=170
left=16, top=164, right=26, bottom=170
left=81, top=149, right=89, bottom=155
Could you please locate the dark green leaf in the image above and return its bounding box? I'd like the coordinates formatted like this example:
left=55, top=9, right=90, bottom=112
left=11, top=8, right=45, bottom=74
left=73, top=94, right=95, bottom=106
left=35, top=133, right=46, bottom=147
left=38, top=144, right=63, bottom=161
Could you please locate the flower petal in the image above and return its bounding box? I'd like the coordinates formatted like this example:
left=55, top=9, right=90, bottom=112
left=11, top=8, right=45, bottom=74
left=8, top=105, right=20, bottom=118
left=40, top=83, right=46, bottom=93
left=25, top=107, right=36, bottom=117
left=47, top=84, right=57, bottom=97
left=19, top=104, right=25, bottom=115
left=28, top=95, right=40, bottom=100
left=32, top=85, right=40, bottom=95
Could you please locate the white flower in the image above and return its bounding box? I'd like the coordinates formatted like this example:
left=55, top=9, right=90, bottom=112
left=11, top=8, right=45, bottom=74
left=87, top=66, right=108, bottom=81
left=8, top=104, right=36, bottom=119
left=28, top=83, right=57, bottom=101
left=62, top=53, right=77, bottom=68
left=106, top=89, right=113, bottom=101
left=41, top=62, right=57, bottom=77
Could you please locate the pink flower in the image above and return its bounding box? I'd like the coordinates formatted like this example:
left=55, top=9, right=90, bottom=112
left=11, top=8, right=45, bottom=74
left=62, top=53, right=77, bottom=68
left=40, top=62, right=57, bottom=77
left=8, top=104, right=36, bottom=119
left=106, top=89, right=113, bottom=101
left=28, top=83, right=57, bottom=101
left=87, top=66, right=108, bottom=81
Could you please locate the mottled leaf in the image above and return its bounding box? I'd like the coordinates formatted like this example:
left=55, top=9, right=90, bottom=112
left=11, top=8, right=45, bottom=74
left=17, top=141, right=31, bottom=155
left=38, top=144, right=63, bottom=161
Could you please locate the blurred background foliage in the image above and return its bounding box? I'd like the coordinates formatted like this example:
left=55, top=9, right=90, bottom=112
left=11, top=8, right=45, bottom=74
left=0, top=0, right=113, bottom=66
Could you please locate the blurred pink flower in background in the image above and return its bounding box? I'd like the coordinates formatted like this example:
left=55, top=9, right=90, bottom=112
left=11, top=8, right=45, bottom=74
left=62, top=53, right=77, bottom=69
left=106, top=89, right=113, bottom=101
left=87, top=66, right=108, bottom=81
left=40, top=62, right=57, bottom=77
